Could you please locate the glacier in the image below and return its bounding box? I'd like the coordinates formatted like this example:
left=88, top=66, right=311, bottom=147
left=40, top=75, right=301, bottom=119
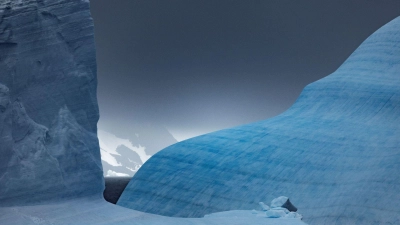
left=0, top=1, right=306, bottom=224
left=117, top=16, right=400, bottom=225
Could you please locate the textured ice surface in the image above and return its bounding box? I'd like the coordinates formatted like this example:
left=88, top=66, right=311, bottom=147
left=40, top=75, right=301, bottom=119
left=0, top=1, right=306, bottom=225
left=0, top=0, right=103, bottom=205
left=0, top=199, right=307, bottom=225
left=118, top=17, right=400, bottom=224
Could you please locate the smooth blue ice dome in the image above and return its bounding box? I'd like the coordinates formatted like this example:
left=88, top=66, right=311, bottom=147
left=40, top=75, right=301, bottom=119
left=118, top=16, right=400, bottom=225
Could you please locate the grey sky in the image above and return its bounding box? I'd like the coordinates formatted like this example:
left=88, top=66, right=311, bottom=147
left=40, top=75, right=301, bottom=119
left=90, top=0, right=400, bottom=141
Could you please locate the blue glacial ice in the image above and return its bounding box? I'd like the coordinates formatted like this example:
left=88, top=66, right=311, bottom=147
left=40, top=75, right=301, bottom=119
left=0, top=0, right=306, bottom=224
left=118, top=16, right=400, bottom=225
left=0, top=0, right=103, bottom=205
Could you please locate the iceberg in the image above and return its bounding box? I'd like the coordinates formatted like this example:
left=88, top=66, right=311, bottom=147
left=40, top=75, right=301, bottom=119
left=0, top=1, right=306, bottom=224
left=0, top=0, right=398, bottom=224
left=118, top=16, right=400, bottom=225
left=0, top=0, right=103, bottom=205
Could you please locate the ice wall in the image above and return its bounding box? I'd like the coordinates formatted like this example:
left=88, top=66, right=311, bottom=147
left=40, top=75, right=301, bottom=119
left=118, top=17, right=400, bottom=224
left=0, top=0, right=103, bottom=205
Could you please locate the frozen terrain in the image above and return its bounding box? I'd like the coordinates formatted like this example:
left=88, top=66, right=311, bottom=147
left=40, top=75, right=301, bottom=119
left=0, top=0, right=305, bottom=224
left=0, top=198, right=306, bottom=225
left=118, top=16, right=400, bottom=225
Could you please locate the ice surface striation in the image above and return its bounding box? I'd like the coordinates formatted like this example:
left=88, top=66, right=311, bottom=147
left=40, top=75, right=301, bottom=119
left=0, top=0, right=103, bottom=205
left=118, top=16, right=400, bottom=225
left=0, top=1, right=306, bottom=224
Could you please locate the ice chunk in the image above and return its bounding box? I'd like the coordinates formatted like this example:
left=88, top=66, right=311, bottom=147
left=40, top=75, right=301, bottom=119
left=271, top=196, right=297, bottom=212
left=259, top=202, right=270, bottom=211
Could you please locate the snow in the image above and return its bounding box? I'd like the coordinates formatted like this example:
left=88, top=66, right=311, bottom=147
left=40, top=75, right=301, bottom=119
left=98, top=130, right=151, bottom=165
left=0, top=199, right=307, bottom=225
left=98, top=130, right=151, bottom=176
left=286, top=212, right=303, bottom=219
left=100, top=147, right=122, bottom=167
left=265, top=209, right=287, bottom=218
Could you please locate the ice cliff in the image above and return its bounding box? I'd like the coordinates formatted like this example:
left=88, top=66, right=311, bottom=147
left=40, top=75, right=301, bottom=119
left=118, top=17, right=400, bottom=225
left=0, top=0, right=103, bottom=205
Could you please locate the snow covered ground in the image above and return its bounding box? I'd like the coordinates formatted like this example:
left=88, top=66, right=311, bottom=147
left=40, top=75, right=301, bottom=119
left=0, top=198, right=307, bottom=225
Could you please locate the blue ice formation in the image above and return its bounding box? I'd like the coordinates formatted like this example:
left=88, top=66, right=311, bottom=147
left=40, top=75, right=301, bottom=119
left=0, top=0, right=305, bottom=225
left=0, top=1, right=306, bottom=225
left=118, top=17, right=400, bottom=224
left=0, top=0, right=103, bottom=205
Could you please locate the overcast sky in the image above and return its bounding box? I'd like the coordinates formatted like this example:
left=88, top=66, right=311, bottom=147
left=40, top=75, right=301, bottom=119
left=90, top=0, right=400, bottom=141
